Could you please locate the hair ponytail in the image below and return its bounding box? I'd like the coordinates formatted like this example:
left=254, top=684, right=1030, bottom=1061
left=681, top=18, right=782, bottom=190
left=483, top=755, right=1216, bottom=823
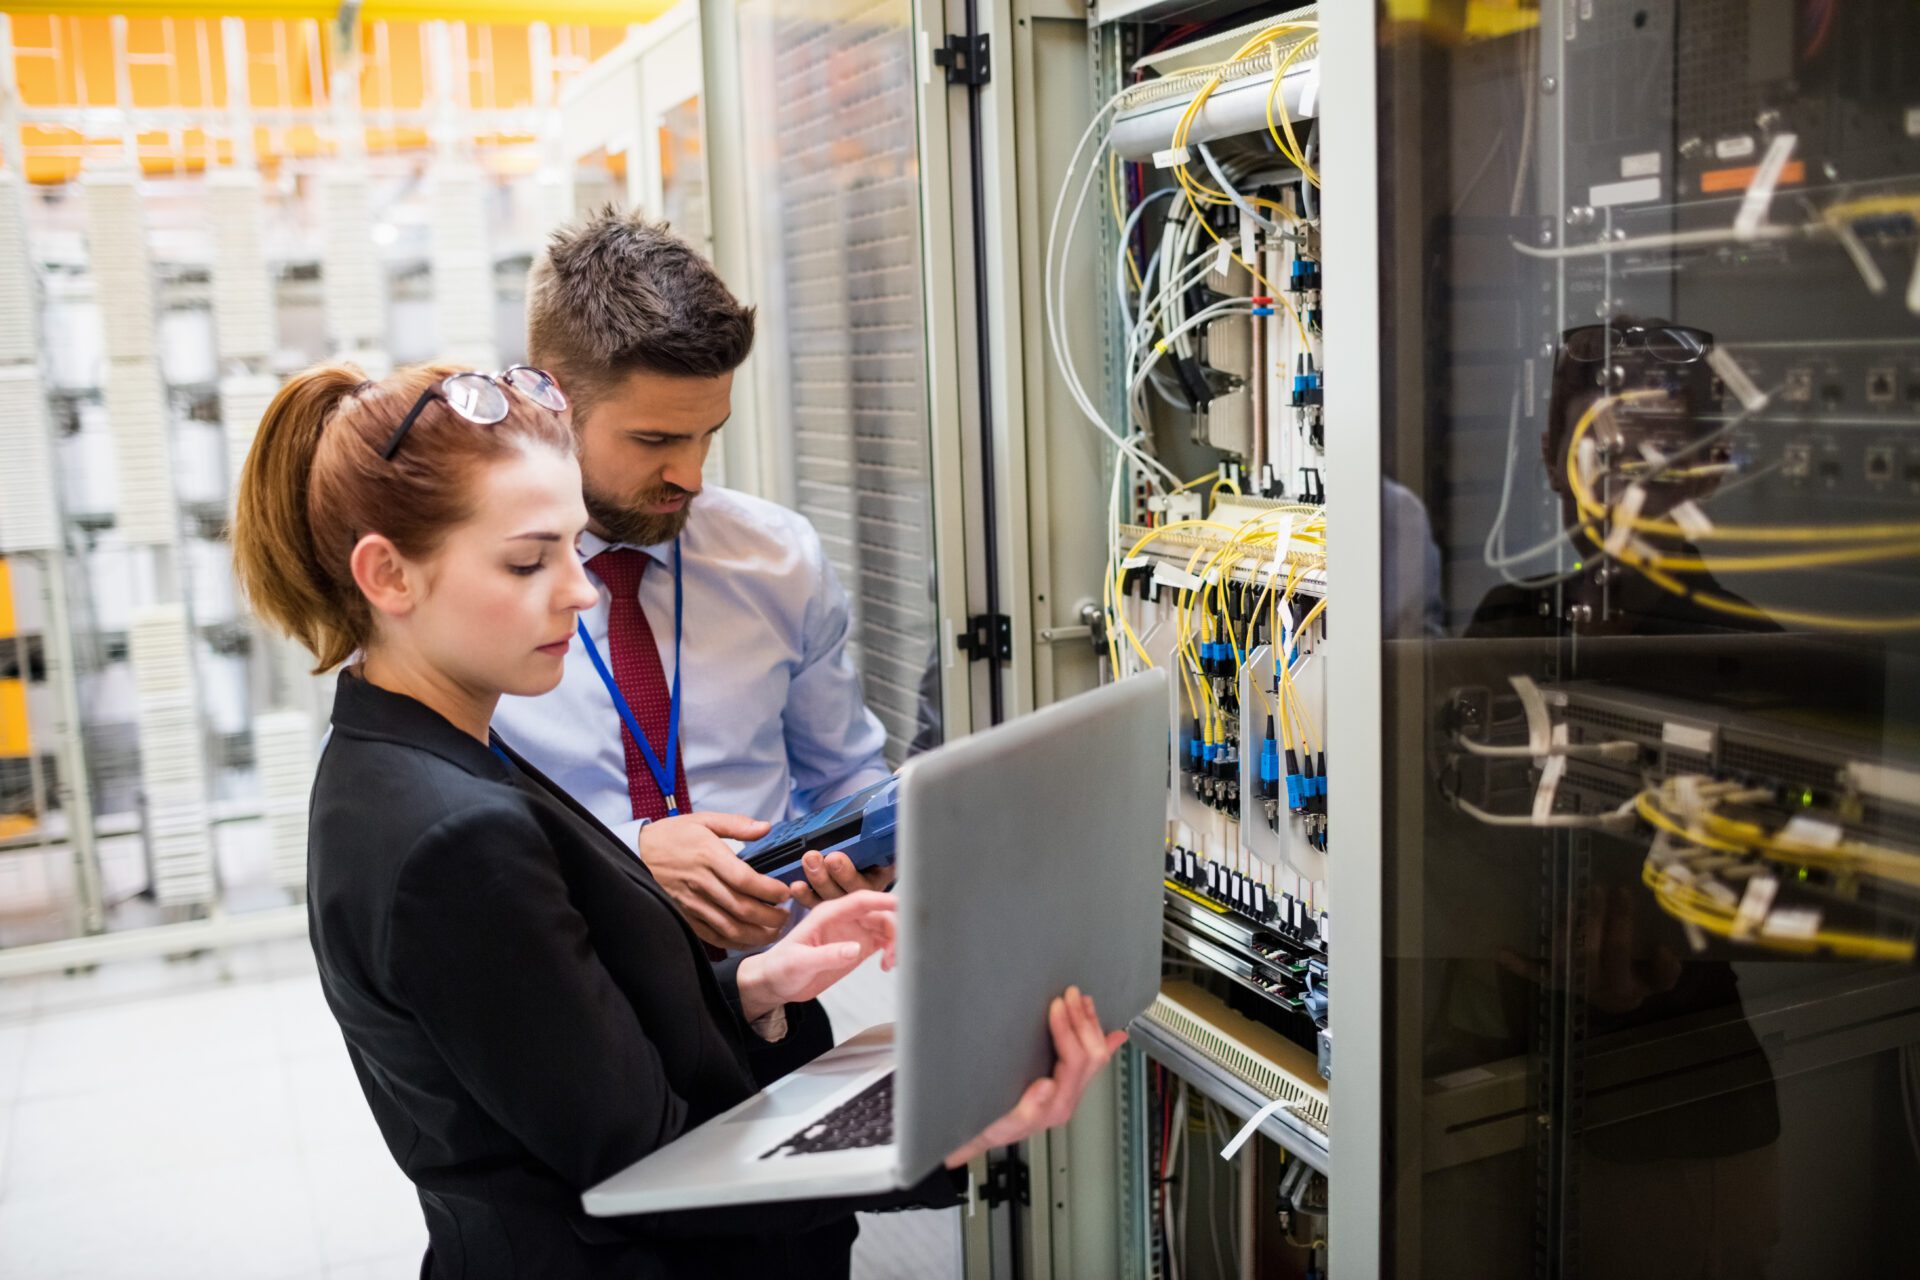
left=231, top=361, right=575, bottom=672
left=232, top=364, right=371, bottom=671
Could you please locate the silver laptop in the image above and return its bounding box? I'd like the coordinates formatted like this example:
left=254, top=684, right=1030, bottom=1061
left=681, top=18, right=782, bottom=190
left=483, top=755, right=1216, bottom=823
left=582, top=671, right=1169, bottom=1214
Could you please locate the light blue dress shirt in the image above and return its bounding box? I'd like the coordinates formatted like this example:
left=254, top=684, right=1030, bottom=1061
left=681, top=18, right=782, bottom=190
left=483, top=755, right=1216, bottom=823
left=491, top=485, right=892, bottom=852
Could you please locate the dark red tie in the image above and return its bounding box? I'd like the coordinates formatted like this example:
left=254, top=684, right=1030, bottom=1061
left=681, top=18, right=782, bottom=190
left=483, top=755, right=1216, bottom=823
left=586, top=548, right=691, bottom=823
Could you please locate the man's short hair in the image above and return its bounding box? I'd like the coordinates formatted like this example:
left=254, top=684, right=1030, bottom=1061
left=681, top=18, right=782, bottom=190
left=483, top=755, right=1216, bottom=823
left=526, top=206, right=755, bottom=417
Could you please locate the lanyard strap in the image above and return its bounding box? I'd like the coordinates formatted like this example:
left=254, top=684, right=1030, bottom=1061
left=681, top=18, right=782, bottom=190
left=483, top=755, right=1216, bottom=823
left=576, top=540, right=684, bottom=816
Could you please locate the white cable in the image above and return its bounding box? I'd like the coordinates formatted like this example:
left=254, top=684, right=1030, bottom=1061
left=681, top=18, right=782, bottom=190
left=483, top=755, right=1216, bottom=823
left=1454, top=734, right=1640, bottom=761
left=1041, top=94, right=1177, bottom=488
left=1454, top=796, right=1637, bottom=830
left=1116, top=187, right=1178, bottom=333
left=1197, top=141, right=1278, bottom=232
left=1129, top=301, right=1257, bottom=400
left=1218, top=1096, right=1296, bottom=1160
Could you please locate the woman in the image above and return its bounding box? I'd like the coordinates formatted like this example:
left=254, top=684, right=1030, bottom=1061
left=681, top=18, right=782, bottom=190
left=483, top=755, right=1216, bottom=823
left=231, top=363, right=1125, bottom=1279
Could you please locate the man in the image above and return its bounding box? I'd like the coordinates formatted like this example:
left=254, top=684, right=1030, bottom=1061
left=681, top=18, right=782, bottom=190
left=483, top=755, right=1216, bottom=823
left=493, top=207, right=896, bottom=953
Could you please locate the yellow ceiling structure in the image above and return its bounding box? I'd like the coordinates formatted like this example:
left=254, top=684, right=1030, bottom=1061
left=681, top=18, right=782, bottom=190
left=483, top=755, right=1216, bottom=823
left=2, top=1, right=672, bottom=23
left=2, top=9, right=658, bottom=181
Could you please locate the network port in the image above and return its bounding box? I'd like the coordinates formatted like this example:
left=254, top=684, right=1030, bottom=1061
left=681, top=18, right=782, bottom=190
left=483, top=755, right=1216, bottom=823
left=1868, top=368, right=1897, bottom=405
left=1866, top=446, right=1895, bottom=484
left=1782, top=442, right=1812, bottom=479
left=1783, top=368, right=1814, bottom=403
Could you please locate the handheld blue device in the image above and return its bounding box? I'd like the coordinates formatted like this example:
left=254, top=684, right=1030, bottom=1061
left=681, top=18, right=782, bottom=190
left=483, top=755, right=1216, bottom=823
left=737, top=776, right=900, bottom=884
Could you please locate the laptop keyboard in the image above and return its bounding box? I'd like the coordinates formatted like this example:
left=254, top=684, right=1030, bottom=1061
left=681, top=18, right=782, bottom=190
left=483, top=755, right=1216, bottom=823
left=759, top=1073, right=895, bottom=1159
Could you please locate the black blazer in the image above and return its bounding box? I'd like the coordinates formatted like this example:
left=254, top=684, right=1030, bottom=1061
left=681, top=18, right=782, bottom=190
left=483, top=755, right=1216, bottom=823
left=307, top=671, right=959, bottom=1280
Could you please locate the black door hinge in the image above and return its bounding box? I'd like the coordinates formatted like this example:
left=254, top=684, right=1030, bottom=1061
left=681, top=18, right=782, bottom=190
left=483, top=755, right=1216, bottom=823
left=956, top=613, right=1012, bottom=663
left=981, top=1148, right=1029, bottom=1207
left=933, top=32, right=991, bottom=86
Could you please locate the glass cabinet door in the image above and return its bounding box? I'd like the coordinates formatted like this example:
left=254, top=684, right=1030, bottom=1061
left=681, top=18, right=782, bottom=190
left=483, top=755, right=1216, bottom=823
left=1367, top=1, right=1920, bottom=1274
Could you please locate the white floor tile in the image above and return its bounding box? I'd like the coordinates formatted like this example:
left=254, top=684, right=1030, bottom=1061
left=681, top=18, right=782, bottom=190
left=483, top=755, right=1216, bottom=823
left=0, top=975, right=40, bottom=1021
left=270, top=971, right=348, bottom=1061
left=284, top=1050, right=390, bottom=1157
left=3, top=1061, right=299, bottom=1197
left=18, top=979, right=278, bottom=1099
left=298, top=1143, right=427, bottom=1269
left=0, top=1021, right=29, bottom=1102
left=0, top=1155, right=327, bottom=1280
left=326, top=1252, right=422, bottom=1280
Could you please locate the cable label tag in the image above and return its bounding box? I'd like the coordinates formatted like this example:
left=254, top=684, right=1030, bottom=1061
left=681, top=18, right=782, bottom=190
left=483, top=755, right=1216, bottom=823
left=1706, top=346, right=1769, bottom=411
left=1668, top=500, right=1715, bottom=541
left=1576, top=437, right=1602, bottom=490
left=1734, top=132, right=1797, bottom=237
left=1213, top=241, right=1234, bottom=278
left=1508, top=674, right=1552, bottom=754
left=1602, top=485, right=1647, bottom=556
left=1298, top=68, right=1321, bottom=119
left=1732, top=874, right=1779, bottom=939
left=1219, top=1097, right=1297, bottom=1160
left=1761, top=907, right=1822, bottom=940
left=1153, top=562, right=1204, bottom=592
left=1240, top=214, right=1258, bottom=270
left=1119, top=555, right=1150, bottom=571
left=1781, top=815, right=1844, bottom=849
left=1532, top=753, right=1568, bottom=823
left=1153, top=146, right=1192, bottom=170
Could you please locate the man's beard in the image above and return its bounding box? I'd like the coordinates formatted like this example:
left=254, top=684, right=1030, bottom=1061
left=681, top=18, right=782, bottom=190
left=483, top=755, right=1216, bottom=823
left=583, top=479, right=697, bottom=548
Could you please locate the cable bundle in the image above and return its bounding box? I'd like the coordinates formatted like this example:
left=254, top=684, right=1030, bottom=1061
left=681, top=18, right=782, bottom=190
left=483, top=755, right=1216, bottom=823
left=103, top=359, right=177, bottom=545
left=428, top=162, right=498, bottom=369
left=206, top=169, right=276, bottom=365
left=1566, top=390, right=1920, bottom=631
left=129, top=604, right=216, bottom=907
left=0, top=366, right=58, bottom=552
left=81, top=169, right=157, bottom=363
left=253, top=708, right=315, bottom=892
left=318, top=168, right=385, bottom=352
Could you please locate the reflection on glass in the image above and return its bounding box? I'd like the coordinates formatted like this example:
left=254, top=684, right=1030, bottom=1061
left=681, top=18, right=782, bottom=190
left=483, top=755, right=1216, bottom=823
left=1377, top=1, right=1920, bottom=1274
left=658, top=95, right=711, bottom=253
left=736, top=0, right=944, bottom=762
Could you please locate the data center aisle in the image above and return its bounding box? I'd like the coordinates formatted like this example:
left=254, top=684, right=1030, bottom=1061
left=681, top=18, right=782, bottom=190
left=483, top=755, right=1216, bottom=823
left=0, top=940, right=959, bottom=1280
left=0, top=938, right=423, bottom=1279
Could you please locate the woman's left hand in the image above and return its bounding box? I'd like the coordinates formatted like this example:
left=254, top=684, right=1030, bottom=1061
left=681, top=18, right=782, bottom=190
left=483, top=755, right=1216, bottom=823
left=736, top=890, right=896, bottom=1020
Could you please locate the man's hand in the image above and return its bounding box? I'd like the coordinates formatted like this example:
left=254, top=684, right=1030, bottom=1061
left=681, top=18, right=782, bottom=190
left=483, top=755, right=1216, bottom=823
left=736, top=891, right=897, bottom=1021
left=637, top=812, right=792, bottom=951
left=788, top=849, right=896, bottom=909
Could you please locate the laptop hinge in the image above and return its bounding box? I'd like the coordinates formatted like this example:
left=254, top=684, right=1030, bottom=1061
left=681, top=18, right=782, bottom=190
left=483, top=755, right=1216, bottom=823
left=956, top=613, right=1012, bottom=664
left=981, top=1148, right=1029, bottom=1207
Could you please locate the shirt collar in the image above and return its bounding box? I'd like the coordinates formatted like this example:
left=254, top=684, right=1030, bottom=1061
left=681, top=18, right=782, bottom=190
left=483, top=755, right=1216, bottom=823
left=578, top=528, right=673, bottom=568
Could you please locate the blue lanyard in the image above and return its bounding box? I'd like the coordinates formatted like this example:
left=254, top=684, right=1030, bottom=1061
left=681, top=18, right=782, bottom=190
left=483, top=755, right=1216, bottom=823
left=575, top=540, right=684, bottom=816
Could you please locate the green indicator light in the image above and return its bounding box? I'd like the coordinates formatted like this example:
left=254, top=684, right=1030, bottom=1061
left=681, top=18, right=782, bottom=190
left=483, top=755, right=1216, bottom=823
left=1801, top=789, right=1815, bottom=807
left=1798, top=867, right=1810, bottom=881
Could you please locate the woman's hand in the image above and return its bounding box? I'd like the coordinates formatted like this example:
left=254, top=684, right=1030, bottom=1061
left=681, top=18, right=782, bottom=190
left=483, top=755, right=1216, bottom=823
left=944, top=987, right=1129, bottom=1170
left=735, top=890, right=896, bottom=1022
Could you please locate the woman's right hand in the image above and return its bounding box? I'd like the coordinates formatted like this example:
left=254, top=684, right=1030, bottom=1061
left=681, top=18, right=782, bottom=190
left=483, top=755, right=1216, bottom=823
left=943, top=986, right=1129, bottom=1170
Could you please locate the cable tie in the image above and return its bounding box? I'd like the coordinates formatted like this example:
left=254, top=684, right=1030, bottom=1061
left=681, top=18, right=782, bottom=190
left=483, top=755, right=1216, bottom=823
left=1602, top=485, right=1647, bottom=556
left=1731, top=874, right=1779, bottom=939
left=1668, top=500, right=1714, bottom=541
left=1734, top=132, right=1797, bottom=238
